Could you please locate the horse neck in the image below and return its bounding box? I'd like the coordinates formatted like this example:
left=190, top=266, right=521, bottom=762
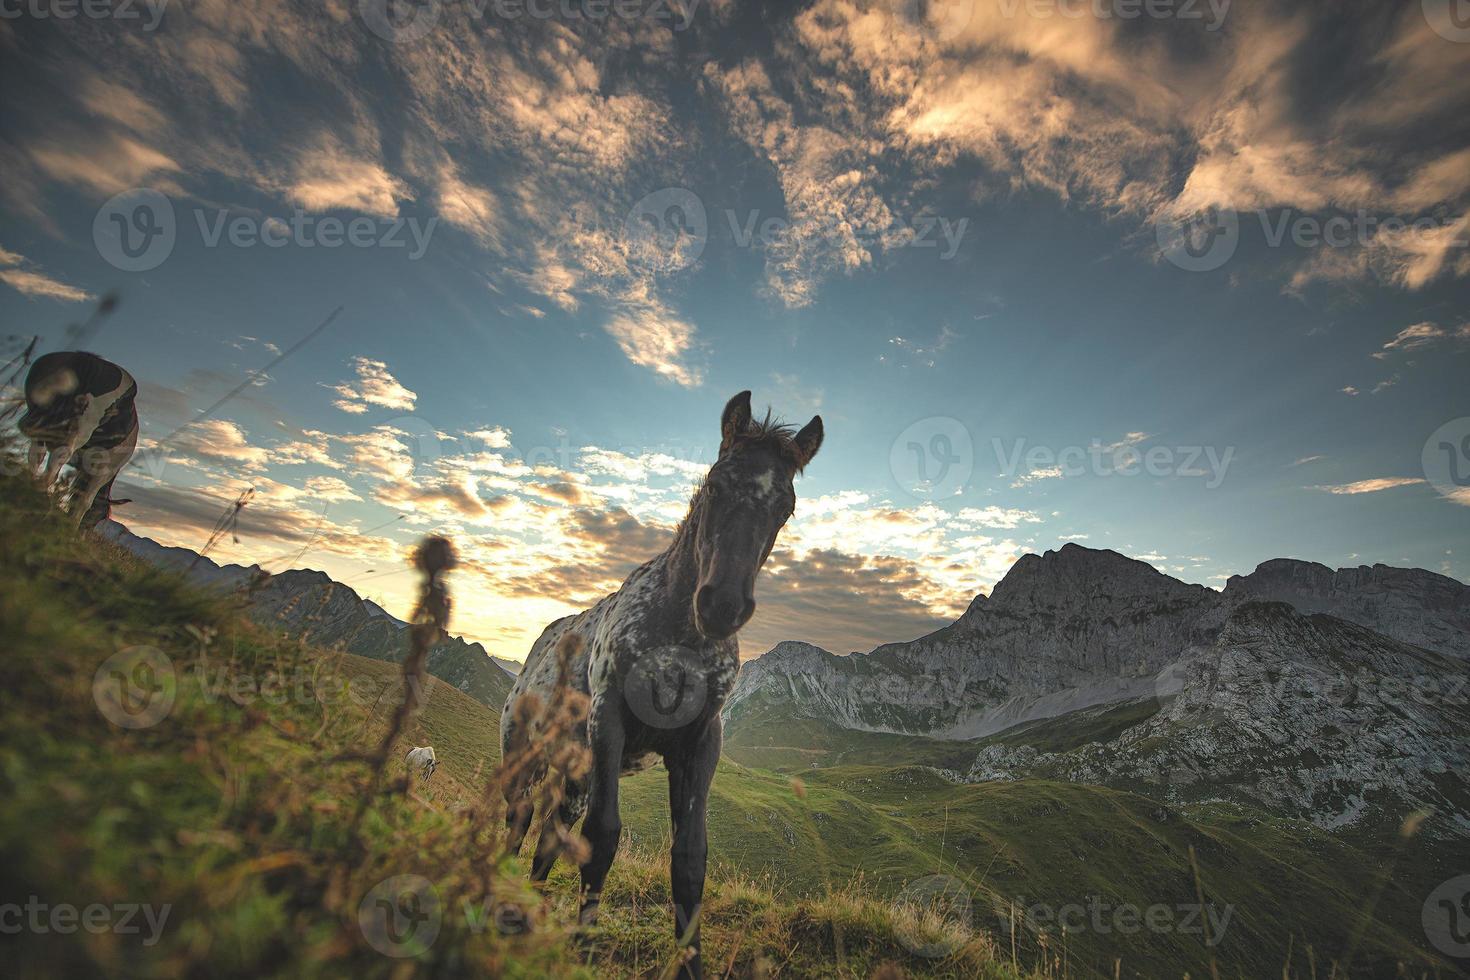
left=658, top=504, right=703, bottom=619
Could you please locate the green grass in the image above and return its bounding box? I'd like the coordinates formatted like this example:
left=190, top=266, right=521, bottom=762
left=723, top=710, right=981, bottom=772
left=2, top=471, right=1463, bottom=978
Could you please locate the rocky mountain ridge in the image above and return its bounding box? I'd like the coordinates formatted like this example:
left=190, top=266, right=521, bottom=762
left=726, top=544, right=1470, bottom=833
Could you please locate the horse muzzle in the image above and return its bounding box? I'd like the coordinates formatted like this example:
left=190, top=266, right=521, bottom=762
left=694, top=583, right=755, bottom=640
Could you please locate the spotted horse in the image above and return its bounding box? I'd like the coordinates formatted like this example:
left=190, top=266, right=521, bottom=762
left=500, top=390, right=822, bottom=979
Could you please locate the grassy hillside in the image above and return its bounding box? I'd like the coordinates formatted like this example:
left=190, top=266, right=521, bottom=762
left=2, top=473, right=1462, bottom=978
left=723, top=710, right=980, bottom=772
left=0, top=475, right=1025, bottom=979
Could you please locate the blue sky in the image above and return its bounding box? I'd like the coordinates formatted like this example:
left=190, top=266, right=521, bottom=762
left=1, top=0, right=1467, bottom=660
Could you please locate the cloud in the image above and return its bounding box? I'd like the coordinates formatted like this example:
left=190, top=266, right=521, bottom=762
left=1381, top=321, right=1447, bottom=353
left=288, top=138, right=409, bottom=217
left=0, top=247, right=93, bottom=302
left=1011, top=465, right=1064, bottom=488
left=602, top=299, right=703, bottom=388
left=1312, top=477, right=1426, bottom=495
left=155, top=419, right=271, bottom=472
left=465, top=426, right=513, bottom=449
left=708, top=58, right=907, bottom=308
left=27, top=133, right=181, bottom=198
left=304, top=475, right=362, bottom=503
left=331, top=357, right=418, bottom=414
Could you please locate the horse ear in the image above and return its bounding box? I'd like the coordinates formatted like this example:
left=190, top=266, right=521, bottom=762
left=720, top=390, right=752, bottom=451
left=792, top=415, right=823, bottom=469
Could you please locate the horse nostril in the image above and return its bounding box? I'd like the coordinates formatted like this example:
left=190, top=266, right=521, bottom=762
left=696, top=585, right=743, bottom=634
left=741, top=599, right=756, bottom=624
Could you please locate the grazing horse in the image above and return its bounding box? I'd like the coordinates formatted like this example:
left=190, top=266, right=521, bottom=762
left=404, top=745, right=438, bottom=781
left=500, top=391, right=822, bottom=979
left=18, top=351, right=139, bottom=529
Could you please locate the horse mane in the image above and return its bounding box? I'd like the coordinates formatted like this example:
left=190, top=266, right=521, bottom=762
left=723, top=410, right=807, bottom=471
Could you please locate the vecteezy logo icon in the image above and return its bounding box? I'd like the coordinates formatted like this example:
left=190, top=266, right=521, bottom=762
left=1424, top=0, right=1470, bottom=43
left=1156, top=206, right=1239, bottom=272
left=894, top=874, right=973, bottom=958
left=359, top=875, right=442, bottom=957
left=897, top=0, right=975, bottom=42
left=92, top=646, right=177, bottom=729
left=623, top=644, right=709, bottom=729
left=93, top=189, right=176, bottom=272
left=622, top=188, right=708, bottom=273
left=1423, top=875, right=1470, bottom=958
left=889, top=416, right=973, bottom=499
left=359, top=0, right=440, bottom=42
left=1423, top=418, right=1470, bottom=503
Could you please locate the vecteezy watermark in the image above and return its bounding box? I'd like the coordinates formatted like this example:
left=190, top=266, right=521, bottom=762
left=1423, top=0, right=1470, bottom=43
left=92, top=646, right=177, bottom=729
left=359, top=875, right=442, bottom=958
left=623, top=644, right=710, bottom=729
left=93, top=189, right=176, bottom=273
left=93, top=188, right=438, bottom=272
left=1424, top=875, right=1470, bottom=959
left=1156, top=207, right=1240, bottom=273
left=621, top=187, right=972, bottom=274
left=1158, top=206, right=1469, bottom=273
left=358, top=0, right=700, bottom=43
left=0, top=0, right=168, bottom=30
left=90, top=643, right=442, bottom=729
left=623, top=187, right=709, bottom=274
left=1423, top=417, right=1470, bottom=504
left=992, top=894, right=1234, bottom=944
left=0, top=898, right=171, bottom=945
left=1000, top=0, right=1229, bottom=29
left=995, top=437, right=1235, bottom=489
left=890, top=417, right=974, bottom=500
left=894, top=874, right=973, bottom=958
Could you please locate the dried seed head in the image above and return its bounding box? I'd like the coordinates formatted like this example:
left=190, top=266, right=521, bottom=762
left=415, top=536, right=458, bottom=576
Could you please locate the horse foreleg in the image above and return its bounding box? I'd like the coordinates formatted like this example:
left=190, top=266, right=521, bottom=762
left=530, top=793, right=584, bottom=882
left=667, top=717, right=721, bottom=980
left=504, top=784, right=534, bottom=856
left=577, top=708, right=625, bottom=927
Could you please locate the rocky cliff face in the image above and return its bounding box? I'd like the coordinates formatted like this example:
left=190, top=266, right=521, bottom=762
left=968, top=602, right=1470, bottom=834
left=100, top=522, right=515, bottom=711
left=1224, top=558, right=1470, bottom=659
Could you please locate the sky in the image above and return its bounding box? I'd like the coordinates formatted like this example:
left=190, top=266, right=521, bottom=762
left=0, top=0, right=1467, bottom=662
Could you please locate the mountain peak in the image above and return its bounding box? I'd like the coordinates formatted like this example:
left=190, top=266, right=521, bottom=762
left=988, top=543, right=1200, bottom=610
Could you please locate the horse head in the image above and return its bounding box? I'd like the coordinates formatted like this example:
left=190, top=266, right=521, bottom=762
left=688, top=390, right=822, bottom=641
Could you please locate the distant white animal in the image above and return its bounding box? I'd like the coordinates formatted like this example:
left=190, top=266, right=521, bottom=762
left=404, top=745, right=438, bottom=781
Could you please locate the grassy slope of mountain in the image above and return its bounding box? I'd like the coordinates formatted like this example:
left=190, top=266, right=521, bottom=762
left=0, top=476, right=1021, bottom=980
left=3, top=476, right=1462, bottom=978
